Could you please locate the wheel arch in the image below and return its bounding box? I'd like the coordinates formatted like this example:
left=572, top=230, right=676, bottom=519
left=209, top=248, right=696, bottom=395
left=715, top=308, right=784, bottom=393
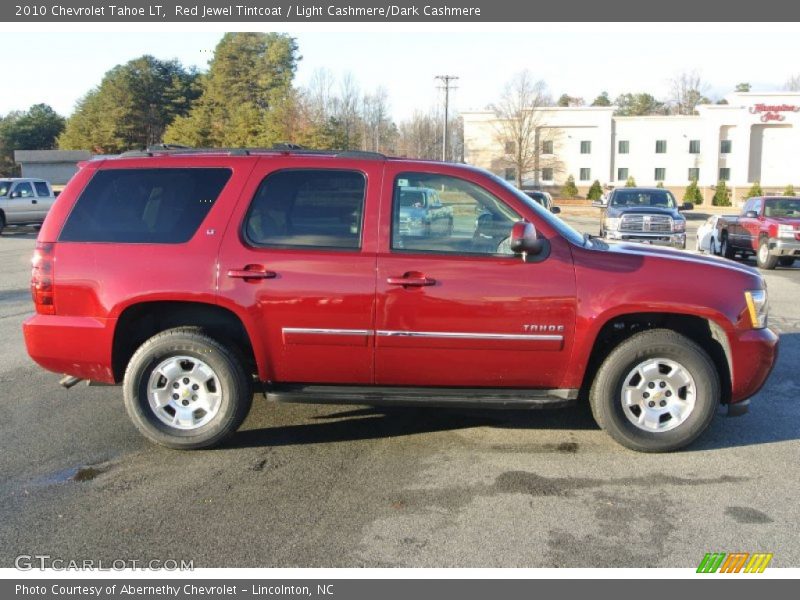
left=111, top=300, right=264, bottom=383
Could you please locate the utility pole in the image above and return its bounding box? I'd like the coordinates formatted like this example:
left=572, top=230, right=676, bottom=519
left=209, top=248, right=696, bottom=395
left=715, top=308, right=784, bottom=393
left=436, top=75, right=459, bottom=161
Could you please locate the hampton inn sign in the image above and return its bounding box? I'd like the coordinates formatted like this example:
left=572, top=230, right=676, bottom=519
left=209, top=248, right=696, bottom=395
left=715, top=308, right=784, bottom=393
left=463, top=92, right=800, bottom=192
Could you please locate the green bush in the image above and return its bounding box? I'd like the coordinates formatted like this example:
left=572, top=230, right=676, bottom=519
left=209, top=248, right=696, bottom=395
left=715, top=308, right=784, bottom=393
left=587, top=180, right=603, bottom=200
left=683, top=179, right=703, bottom=205
left=712, top=180, right=731, bottom=206
left=562, top=175, right=578, bottom=198
left=624, top=176, right=636, bottom=187
left=785, top=184, right=796, bottom=196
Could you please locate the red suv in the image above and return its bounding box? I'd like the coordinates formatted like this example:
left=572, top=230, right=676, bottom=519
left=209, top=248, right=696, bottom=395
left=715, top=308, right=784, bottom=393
left=24, top=147, right=778, bottom=452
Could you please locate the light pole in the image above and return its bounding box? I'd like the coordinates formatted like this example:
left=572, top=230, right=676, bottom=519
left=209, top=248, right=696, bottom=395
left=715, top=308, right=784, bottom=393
left=435, top=75, right=459, bottom=161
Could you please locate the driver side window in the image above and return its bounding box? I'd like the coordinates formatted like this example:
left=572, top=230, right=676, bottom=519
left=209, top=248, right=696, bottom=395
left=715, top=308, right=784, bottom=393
left=390, top=173, right=521, bottom=256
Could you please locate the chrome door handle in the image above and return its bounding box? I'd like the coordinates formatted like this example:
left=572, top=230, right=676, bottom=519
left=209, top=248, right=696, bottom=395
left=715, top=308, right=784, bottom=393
left=227, top=267, right=277, bottom=280
left=387, top=273, right=435, bottom=287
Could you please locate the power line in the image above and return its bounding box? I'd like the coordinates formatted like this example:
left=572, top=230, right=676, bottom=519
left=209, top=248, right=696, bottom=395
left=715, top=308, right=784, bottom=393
left=435, top=75, right=459, bottom=161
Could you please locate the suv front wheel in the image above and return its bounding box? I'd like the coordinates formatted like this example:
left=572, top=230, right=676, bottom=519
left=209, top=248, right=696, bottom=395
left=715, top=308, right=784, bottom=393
left=123, top=328, right=252, bottom=449
left=590, top=329, right=720, bottom=452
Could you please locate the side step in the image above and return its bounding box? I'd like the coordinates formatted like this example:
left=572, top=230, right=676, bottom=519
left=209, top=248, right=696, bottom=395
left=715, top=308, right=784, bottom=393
left=264, top=384, right=578, bottom=409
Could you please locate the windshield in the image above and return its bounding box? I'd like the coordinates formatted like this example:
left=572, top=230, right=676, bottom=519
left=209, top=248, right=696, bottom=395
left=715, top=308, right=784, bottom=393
left=610, top=189, right=677, bottom=209
left=764, top=198, right=800, bottom=218
left=0, top=181, right=11, bottom=197
left=399, top=189, right=427, bottom=208
left=489, top=174, right=585, bottom=246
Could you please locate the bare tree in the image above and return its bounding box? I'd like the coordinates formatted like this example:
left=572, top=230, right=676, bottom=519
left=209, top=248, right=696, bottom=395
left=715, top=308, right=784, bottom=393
left=334, top=72, right=362, bottom=149
left=361, top=87, right=395, bottom=153
left=669, top=70, right=710, bottom=115
left=786, top=74, right=800, bottom=91
left=491, top=70, right=556, bottom=188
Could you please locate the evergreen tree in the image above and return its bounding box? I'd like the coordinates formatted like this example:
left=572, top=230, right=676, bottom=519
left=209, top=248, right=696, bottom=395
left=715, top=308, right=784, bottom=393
left=625, top=176, right=637, bottom=187
left=656, top=181, right=665, bottom=188
left=590, top=92, right=611, bottom=107
left=562, top=175, right=578, bottom=198
left=684, top=178, right=703, bottom=205
left=587, top=179, right=603, bottom=200
left=712, top=180, right=731, bottom=206
left=59, top=56, right=200, bottom=153
left=164, top=33, right=299, bottom=148
left=784, top=184, right=796, bottom=196
left=744, top=181, right=763, bottom=200
left=0, top=104, right=65, bottom=175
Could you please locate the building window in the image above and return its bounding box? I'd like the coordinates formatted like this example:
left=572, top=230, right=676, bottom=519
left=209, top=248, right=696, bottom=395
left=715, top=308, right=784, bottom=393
left=654, top=168, right=666, bottom=182
left=617, top=168, right=628, bottom=181
left=580, top=140, right=591, bottom=154
left=655, top=140, right=667, bottom=153
left=720, top=140, right=732, bottom=154
left=579, top=168, right=591, bottom=181
left=719, top=168, right=731, bottom=181
left=504, top=141, right=516, bottom=154
left=688, top=168, right=700, bottom=181
left=541, top=140, right=554, bottom=154
left=689, top=140, right=700, bottom=154
left=618, top=140, right=629, bottom=154
left=504, top=168, right=516, bottom=181
left=541, top=168, right=554, bottom=181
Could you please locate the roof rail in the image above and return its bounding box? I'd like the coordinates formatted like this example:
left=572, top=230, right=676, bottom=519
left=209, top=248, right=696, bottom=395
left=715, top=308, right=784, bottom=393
left=113, top=144, right=388, bottom=160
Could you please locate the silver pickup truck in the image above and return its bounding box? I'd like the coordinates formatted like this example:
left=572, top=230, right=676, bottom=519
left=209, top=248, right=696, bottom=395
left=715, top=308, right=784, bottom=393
left=0, top=178, right=57, bottom=233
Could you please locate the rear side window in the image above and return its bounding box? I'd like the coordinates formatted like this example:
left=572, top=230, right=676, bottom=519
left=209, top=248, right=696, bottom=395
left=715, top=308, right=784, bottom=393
left=33, top=181, right=50, bottom=197
left=59, top=168, right=231, bottom=243
left=244, top=169, right=365, bottom=250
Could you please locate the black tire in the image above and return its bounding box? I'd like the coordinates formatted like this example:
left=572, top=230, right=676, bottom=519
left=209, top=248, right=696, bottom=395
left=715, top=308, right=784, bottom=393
left=720, top=233, right=736, bottom=259
left=123, top=327, right=252, bottom=449
left=756, top=238, right=778, bottom=270
left=0, top=212, right=5, bottom=235
left=778, top=257, right=795, bottom=267
left=589, top=329, right=720, bottom=453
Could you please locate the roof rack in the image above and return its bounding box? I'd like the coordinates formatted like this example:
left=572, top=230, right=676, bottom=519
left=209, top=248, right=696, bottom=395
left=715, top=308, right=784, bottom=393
left=116, top=144, right=387, bottom=160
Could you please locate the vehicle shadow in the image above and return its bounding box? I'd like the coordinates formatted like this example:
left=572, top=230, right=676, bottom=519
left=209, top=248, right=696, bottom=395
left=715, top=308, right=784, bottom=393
left=228, top=333, right=796, bottom=452
left=227, top=402, right=599, bottom=449
left=0, top=227, right=39, bottom=239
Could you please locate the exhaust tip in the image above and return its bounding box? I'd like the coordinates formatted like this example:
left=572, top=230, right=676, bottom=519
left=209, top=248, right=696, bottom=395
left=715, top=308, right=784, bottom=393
left=59, top=375, right=83, bottom=389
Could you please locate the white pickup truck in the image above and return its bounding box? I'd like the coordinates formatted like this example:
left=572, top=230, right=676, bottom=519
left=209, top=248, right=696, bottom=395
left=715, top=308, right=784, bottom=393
left=0, top=178, right=57, bottom=233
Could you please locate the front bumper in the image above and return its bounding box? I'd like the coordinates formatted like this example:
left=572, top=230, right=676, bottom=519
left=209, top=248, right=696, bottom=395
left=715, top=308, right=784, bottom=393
left=768, top=238, right=800, bottom=257
left=605, top=231, right=686, bottom=248
left=729, top=326, right=779, bottom=404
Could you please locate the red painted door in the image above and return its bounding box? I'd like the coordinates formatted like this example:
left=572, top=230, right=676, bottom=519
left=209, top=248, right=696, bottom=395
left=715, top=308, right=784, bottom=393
left=217, top=157, right=381, bottom=384
left=374, top=164, right=577, bottom=389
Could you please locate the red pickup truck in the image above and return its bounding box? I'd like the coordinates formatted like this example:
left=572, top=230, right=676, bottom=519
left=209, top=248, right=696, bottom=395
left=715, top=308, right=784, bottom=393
left=718, top=196, right=800, bottom=269
left=23, top=147, right=778, bottom=453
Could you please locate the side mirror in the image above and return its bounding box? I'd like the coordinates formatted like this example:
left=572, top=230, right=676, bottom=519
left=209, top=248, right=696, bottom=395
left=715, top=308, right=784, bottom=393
left=591, top=200, right=606, bottom=208
left=550, top=206, right=561, bottom=214
left=745, top=210, right=758, bottom=218
left=680, top=202, right=694, bottom=211
left=509, top=221, right=544, bottom=256
left=9, top=191, right=20, bottom=199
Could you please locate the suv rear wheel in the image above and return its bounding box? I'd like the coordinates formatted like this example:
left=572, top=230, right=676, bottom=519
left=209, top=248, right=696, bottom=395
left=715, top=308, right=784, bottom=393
left=123, top=328, right=252, bottom=449
left=589, top=329, right=720, bottom=452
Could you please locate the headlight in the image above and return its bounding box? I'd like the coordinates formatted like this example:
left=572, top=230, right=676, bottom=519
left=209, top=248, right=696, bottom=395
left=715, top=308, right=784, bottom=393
left=672, top=220, right=686, bottom=233
left=744, top=289, right=768, bottom=328
left=604, top=217, right=621, bottom=231
left=778, top=224, right=796, bottom=239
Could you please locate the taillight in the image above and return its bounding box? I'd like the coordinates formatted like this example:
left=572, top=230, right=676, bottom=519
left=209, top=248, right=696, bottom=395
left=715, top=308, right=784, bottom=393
left=31, top=242, right=55, bottom=315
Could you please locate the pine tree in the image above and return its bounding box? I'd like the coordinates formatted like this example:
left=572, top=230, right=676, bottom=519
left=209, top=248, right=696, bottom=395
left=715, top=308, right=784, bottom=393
left=625, top=176, right=637, bottom=187
left=562, top=175, right=578, bottom=198
left=684, top=178, right=703, bottom=205
left=587, top=180, right=603, bottom=200
left=744, top=181, right=763, bottom=201
left=712, top=180, right=731, bottom=206
left=785, top=184, right=796, bottom=196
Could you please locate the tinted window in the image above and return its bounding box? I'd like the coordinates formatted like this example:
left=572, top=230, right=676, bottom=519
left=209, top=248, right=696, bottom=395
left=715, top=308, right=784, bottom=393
left=245, top=169, right=365, bottom=249
left=764, top=198, right=800, bottom=217
left=0, top=181, right=11, bottom=196
left=610, top=190, right=677, bottom=208
left=60, top=168, right=231, bottom=243
left=33, top=181, right=50, bottom=196
left=392, top=172, right=521, bottom=256
left=14, top=182, right=34, bottom=198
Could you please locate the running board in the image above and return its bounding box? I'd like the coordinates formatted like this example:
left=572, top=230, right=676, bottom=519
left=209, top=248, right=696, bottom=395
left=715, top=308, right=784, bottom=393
left=264, top=384, right=578, bottom=409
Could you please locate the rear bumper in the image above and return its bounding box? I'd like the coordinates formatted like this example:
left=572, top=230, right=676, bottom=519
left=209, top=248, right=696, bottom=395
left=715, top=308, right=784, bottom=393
left=768, top=238, right=800, bottom=257
left=606, top=231, right=686, bottom=248
left=23, top=314, right=117, bottom=383
left=729, top=326, right=779, bottom=404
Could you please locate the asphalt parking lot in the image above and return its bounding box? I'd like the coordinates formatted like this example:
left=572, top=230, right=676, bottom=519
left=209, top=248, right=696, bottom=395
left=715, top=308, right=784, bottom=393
left=1, top=212, right=798, bottom=568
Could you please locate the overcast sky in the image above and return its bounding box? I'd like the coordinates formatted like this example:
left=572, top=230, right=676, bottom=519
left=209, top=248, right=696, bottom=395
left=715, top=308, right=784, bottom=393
left=3, top=28, right=800, bottom=120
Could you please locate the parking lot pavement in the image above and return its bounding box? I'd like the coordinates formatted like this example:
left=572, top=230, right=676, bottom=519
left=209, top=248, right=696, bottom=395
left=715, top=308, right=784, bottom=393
left=1, top=218, right=798, bottom=568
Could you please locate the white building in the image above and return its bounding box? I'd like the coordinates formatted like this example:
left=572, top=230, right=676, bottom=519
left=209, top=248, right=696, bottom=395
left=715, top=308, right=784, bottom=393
left=463, top=92, right=800, bottom=201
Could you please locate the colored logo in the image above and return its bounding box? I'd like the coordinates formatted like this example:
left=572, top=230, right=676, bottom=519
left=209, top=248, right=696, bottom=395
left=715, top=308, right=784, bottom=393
left=697, top=552, right=773, bottom=573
